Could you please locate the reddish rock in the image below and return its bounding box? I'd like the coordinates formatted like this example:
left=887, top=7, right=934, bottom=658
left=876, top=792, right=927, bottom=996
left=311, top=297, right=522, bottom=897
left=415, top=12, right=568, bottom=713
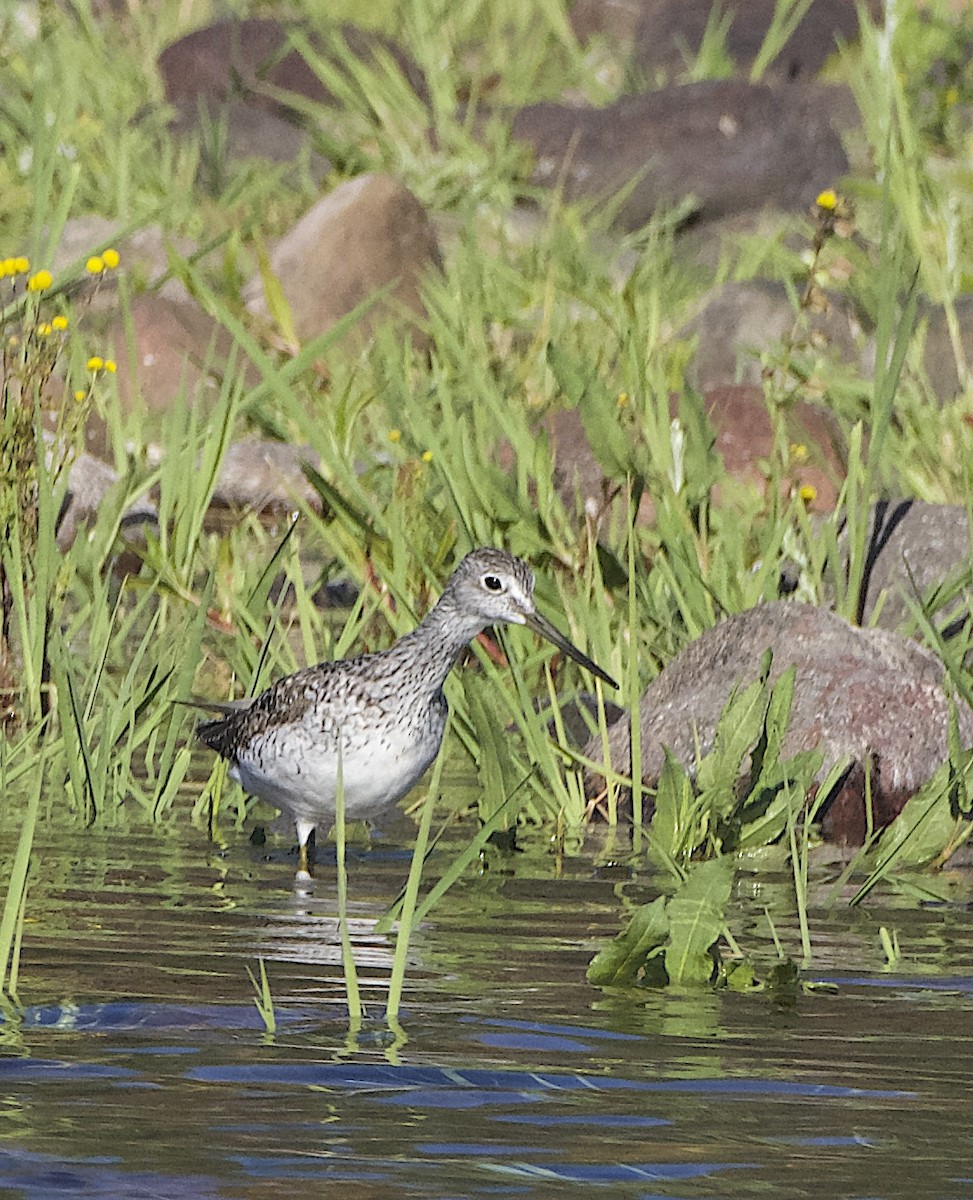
left=540, top=385, right=841, bottom=520
left=583, top=602, right=973, bottom=844
left=511, top=80, right=848, bottom=231
left=243, top=174, right=442, bottom=351
left=702, top=384, right=843, bottom=512
left=106, top=294, right=246, bottom=416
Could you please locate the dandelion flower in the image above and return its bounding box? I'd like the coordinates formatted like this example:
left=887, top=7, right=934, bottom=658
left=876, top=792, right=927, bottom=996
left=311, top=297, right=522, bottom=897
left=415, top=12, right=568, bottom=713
left=87, top=355, right=104, bottom=371
left=36, top=322, right=52, bottom=336
left=388, top=429, right=402, bottom=443
left=13, top=256, right=29, bottom=274
left=421, top=450, right=433, bottom=463
left=86, top=256, right=105, bottom=274
left=102, top=248, right=120, bottom=269
left=74, top=389, right=86, bottom=402
left=815, top=189, right=838, bottom=211
left=52, top=315, right=69, bottom=331
left=798, top=484, right=817, bottom=504
left=104, top=359, right=117, bottom=373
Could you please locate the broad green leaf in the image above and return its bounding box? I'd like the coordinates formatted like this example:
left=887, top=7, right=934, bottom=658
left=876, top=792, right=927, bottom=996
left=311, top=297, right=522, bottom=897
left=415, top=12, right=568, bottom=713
left=750, top=665, right=796, bottom=790
left=586, top=896, right=669, bottom=987
left=735, top=749, right=823, bottom=850
left=696, top=679, right=768, bottom=815
left=651, top=748, right=696, bottom=861
left=665, top=856, right=735, bottom=986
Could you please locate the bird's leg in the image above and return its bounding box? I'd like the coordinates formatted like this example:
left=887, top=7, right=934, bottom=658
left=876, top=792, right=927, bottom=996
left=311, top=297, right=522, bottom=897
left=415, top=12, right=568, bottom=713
left=296, top=819, right=316, bottom=879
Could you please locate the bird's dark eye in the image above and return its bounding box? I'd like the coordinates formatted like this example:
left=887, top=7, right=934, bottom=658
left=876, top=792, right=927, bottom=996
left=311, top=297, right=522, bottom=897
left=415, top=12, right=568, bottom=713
left=483, top=574, right=504, bottom=593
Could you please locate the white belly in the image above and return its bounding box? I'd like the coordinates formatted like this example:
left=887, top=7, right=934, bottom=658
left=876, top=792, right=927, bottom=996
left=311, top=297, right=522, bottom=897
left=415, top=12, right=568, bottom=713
left=230, top=712, right=442, bottom=827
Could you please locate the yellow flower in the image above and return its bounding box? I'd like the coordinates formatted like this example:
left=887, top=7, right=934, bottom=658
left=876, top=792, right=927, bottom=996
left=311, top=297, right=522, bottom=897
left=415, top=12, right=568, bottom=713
left=616, top=391, right=629, bottom=408
left=36, top=322, right=52, bottom=336
left=421, top=450, right=433, bottom=463
left=945, top=86, right=959, bottom=108
left=13, top=256, right=29, bottom=274
left=816, top=189, right=838, bottom=211
left=104, top=359, right=117, bottom=373
left=87, top=356, right=104, bottom=371
left=52, top=314, right=69, bottom=330
left=789, top=442, right=809, bottom=463
left=101, top=248, right=120, bottom=269
left=7, top=334, right=19, bottom=347
left=86, top=256, right=105, bottom=274
left=27, top=269, right=53, bottom=291
left=388, top=429, right=402, bottom=443
left=798, top=483, right=818, bottom=504
left=74, top=389, right=86, bottom=402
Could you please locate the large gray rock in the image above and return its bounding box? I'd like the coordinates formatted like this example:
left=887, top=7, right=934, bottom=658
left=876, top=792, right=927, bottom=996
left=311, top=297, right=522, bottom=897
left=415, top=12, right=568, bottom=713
left=633, top=0, right=871, bottom=81
left=837, top=499, right=972, bottom=633
left=158, top=17, right=426, bottom=120
left=584, top=602, right=973, bottom=844
left=511, top=80, right=849, bottom=231
left=244, top=174, right=442, bottom=350
left=211, top=440, right=322, bottom=512
left=680, top=279, right=863, bottom=389
left=55, top=451, right=157, bottom=550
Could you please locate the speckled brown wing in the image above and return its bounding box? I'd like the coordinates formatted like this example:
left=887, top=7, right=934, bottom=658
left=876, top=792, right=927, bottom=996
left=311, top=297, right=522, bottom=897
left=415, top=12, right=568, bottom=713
left=194, top=660, right=349, bottom=763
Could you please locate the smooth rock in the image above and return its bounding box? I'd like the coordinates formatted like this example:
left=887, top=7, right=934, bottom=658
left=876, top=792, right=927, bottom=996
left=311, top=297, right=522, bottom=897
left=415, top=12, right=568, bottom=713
left=915, top=296, right=973, bottom=401
left=511, top=80, right=849, bottom=231
left=569, top=0, right=645, bottom=43
left=56, top=451, right=157, bottom=550
left=211, top=440, right=322, bottom=512
left=680, top=279, right=862, bottom=389
left=168, top=97, right=331, bottom=182
left=243, top=174, right=442, bottom=350
left=583, top=601, right=973, bottom=844
left=50, top=217, right=195, bottom=306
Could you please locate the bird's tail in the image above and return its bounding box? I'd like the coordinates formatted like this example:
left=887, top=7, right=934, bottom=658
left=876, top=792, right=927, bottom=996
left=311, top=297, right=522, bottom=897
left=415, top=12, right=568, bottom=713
left=174, top=696, right=252, bottom=759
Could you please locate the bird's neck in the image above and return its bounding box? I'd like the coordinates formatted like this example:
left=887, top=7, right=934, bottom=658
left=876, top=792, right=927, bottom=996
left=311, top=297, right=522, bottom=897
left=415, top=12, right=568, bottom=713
left=390, top=592, right=487, bottom=691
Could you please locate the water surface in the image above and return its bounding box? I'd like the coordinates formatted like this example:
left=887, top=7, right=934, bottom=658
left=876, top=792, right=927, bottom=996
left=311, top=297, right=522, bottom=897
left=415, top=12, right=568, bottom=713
left=2, top=803, right=973, bottom=1199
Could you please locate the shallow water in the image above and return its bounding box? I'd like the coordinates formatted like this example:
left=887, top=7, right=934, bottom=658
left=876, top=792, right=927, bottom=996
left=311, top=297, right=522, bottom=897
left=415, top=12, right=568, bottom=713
left=2, top=802, right=973, bottom=1200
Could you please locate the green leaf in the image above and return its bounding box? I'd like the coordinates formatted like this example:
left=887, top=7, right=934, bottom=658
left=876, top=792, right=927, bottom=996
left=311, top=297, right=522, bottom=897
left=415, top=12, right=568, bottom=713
left=854, top=752, right=973, bottom=901
left=749, top=665, right=796, bottom=790
left=546, top=343, right=632, bottom=476
left=586, top=896, right=669, bottom=987
left=696, top=679, right=768, bottom=815
left=254, top=243, right=300, bottom=350
left=651, top=748, right=696, bottom=862
left=664, top=857, right=735, bottom=986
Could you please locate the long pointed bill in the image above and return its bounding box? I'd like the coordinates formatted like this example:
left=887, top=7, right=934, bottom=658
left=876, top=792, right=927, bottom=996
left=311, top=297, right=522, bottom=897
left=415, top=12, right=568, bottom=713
left=525, top=611, right=619, bottom=690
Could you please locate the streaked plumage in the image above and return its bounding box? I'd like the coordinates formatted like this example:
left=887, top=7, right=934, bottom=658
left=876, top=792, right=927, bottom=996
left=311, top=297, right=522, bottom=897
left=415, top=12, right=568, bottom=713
left=195, top=548, right=617, bottom=875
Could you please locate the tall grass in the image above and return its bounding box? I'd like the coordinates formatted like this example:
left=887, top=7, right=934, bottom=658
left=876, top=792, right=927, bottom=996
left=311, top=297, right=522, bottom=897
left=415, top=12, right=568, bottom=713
left=1, top=0, right=973, bottom=999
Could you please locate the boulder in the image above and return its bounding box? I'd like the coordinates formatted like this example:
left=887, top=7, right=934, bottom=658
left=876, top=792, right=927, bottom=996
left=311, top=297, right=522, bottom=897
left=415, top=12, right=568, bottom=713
left=583, top=601, right=973, bottom=843
left=243, top=174, right=442, bottom=351
left=633, top=0, right=871, bottom=81
left=511, top=80, right=849, bottom=231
